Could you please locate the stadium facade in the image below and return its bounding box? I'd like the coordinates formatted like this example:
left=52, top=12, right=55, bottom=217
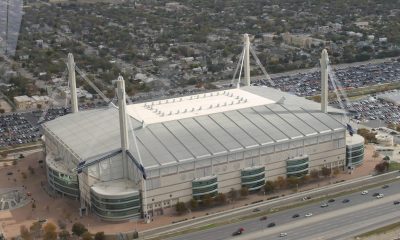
left=43, top=48, right=363, bottom=221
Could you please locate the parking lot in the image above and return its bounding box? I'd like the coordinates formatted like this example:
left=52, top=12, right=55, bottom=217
left=0, top=113, right=40, bottom=148
left=344, top=96, right=400, bottom=126
left=252, top=60, right=400, bottom=97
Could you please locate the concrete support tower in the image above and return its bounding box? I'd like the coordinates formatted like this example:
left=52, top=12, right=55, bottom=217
left=116, top=76, right=129, bottom=178
left=243, top=33, right=251, bottom=86
left=67, top=53, right=79, bottom=113
left=320, top=49, right=329, bottom=113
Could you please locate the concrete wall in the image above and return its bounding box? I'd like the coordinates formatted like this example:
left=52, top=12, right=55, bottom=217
left=145, top=131, right=346, bottom=215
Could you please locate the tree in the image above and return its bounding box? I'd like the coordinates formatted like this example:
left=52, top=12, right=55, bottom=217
left=71, top=222, right=87, bottom=236
left=202, top=194, right=213, bottom=207
left=189, top=198, right=198, bottom=210
left=357, top=128, right=377, bottom=143
left=240, top=186, right=249, bottom=197
left=43, top=222, right=57, bottom=240
left=175, top=202, right=187, bottom=215
left=94, top=232, right=105, bottom=240
left=375, top=161, right=389, bottom=173
left=333, top=167, right=340, bottom=176
left=383, top=156, right=390, bottom=161
left=228, top=188, right=238, bottom=201
left=58, top=230, right=70, bottom=240
left=29, top=221, right=42, bottom=238
left=310, top=169, right=319, bottom=180
left=214, top=193, right=227, bottom=205
left=321, top=167, right=332, bottom=178
left=81, top=232, right=93, bottom=240
left=287, top=176, right=300, bottom=189
left=20, top=225, right=32, bottom=240
left=301, top=175, right=311, bottom=183
left=275, top=176, right=287, bottom=189
left=264, top=181, right=276, bottom=194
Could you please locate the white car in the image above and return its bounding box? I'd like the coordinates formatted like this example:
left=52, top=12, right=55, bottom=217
left=279, top=232, right=288, bottom=237
left=377, top=193, right=384, bottom=199
left=361, top=190, right=368, bottom=195
left=305, top=213, right=313, bottom=217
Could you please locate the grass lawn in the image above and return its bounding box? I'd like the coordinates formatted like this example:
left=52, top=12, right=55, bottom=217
left=389, top=161, right=400, bottom=171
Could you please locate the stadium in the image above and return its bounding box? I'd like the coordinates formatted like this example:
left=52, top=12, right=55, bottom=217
left=43, top=42, right=364, bottom=221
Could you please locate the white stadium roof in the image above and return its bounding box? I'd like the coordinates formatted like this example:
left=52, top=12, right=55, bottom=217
left=43, top=86, right=345, bottom=169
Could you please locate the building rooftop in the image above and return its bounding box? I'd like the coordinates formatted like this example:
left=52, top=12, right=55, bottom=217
left=43, top=86, right=346, bottom=170
left=127, top=89, right=275, bottom=124
left=13, top=95, right=32, bottom=102
left=346, top=133, right=364, bottom=146
left=91, top=179, right=139, bottom=198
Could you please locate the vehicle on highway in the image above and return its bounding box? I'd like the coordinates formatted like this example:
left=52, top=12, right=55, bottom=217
left=373, top=192, right=380, bottom=197
left=342, top=199, right=350, bottom=203
left=320, top=203, right=328, bottom=208
left=302, top=196, right=311, bottom=201
left=292, top=213, right=300, bottom=218
left=377, top=193, right=384, bottom=199
left=232, top=228, right=244, bottom=236
left=393, top=201, right=400, bottom=205
left=305, top=213, right=313, bottom=217
left=260, top=216, right=267, bottom=221
left=279, top=232, right=288, bottom=237
left=382, top=185, right=389, bottom=189
left=252, top=208, right=260, bottom=212
left=328, top=199, right=335, bottom=203
left=267, top=223, right=276, bottom=228
left=361, top=190, right=368, bottom=195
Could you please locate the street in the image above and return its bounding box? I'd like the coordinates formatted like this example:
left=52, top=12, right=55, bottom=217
left=170, top=179, right=400, bottom=240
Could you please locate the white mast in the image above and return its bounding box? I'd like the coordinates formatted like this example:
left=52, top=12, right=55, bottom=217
left=243, top=33, right=251, bottom=86
left=116, top=76, right=129, bottom=178
left=320, top=49, right=329, bottom=113
left=67, top=53, right=79, bottom=113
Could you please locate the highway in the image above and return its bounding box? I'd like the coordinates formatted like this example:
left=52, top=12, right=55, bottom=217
left=170, top=180, right=400, bottom=240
